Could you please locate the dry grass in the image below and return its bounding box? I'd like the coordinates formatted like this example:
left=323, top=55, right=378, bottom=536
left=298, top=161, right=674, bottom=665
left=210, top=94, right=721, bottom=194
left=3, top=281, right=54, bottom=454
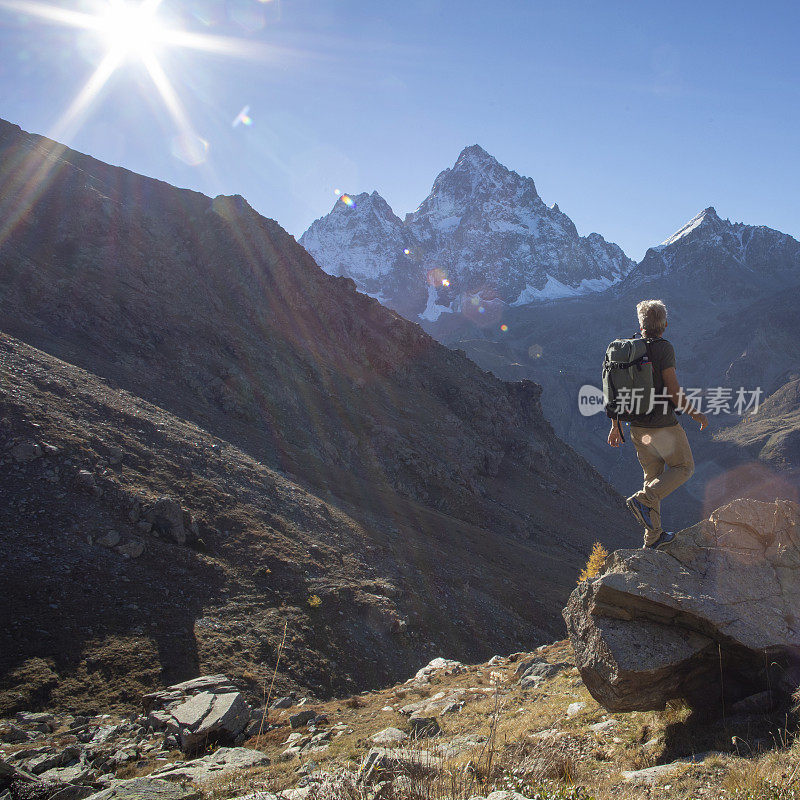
left=193, top=644, right=800, bottom=800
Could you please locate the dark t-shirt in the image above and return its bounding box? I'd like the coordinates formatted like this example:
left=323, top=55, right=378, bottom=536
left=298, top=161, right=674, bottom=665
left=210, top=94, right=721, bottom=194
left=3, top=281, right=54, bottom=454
left=634, top=337, right=679, bottom=428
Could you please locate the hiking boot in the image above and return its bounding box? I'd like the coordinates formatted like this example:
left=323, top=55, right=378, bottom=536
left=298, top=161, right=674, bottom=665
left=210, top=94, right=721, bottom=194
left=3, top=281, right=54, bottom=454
left=626, top=497, right=655, bottom=530
left=647, top=531, right=675, bottom=550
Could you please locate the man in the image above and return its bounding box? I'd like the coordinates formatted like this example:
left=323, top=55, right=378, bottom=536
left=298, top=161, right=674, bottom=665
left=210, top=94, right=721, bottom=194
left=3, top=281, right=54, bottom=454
left=608, top=299, right=708, bottom=549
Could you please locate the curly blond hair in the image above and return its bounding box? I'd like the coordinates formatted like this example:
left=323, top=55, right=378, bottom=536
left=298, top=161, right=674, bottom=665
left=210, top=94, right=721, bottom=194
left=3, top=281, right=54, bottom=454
left=636, top=299, right=667, bottom=337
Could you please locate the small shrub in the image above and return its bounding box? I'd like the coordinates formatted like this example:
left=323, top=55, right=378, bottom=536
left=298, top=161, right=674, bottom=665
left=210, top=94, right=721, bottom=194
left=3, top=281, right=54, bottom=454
left=307, top=594, right=322, bottom=608
left=577, top=542, right=609, bottom=583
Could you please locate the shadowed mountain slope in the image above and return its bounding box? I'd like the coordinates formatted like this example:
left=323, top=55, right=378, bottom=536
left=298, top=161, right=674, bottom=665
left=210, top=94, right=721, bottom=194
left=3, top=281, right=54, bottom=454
left=0, top=119, right=636, bottom=712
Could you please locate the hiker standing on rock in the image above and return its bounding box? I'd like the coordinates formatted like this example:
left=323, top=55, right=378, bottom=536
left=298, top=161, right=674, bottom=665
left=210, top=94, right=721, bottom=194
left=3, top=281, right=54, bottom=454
left=603, top=299, right=708, bottom=549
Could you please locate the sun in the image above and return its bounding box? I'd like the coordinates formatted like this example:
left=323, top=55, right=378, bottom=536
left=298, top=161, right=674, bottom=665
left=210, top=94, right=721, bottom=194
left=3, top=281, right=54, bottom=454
left=97, top=0, right=163, bottom=58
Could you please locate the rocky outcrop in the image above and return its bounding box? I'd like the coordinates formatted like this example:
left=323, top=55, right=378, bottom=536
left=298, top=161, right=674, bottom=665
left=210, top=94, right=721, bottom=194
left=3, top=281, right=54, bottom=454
left=150, top=748, right=269, bottom=784
left=564, top=498, right=800, bottom=712
left=143, top=676, right=251, bottom=752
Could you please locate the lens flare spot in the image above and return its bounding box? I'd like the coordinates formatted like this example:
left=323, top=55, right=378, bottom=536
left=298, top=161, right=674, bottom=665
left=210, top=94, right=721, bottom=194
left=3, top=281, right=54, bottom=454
left=232, top=105, right=252, bottom=127
left=334, top=189, right=341, bottom=196
left=527, top=343, right=543, bottom=359
left=340, top=194, right=356, bottom=208
left=478, top=306, right=485, bottom=314
left=641, top=434, right=652, bottom=445
left=171, top=132, right=209, bottom=166
left=403, top=248, right=410, bottom=255
left=500, top=324, right=508, bottom=332
left=442, top=278, right=450, bottom=287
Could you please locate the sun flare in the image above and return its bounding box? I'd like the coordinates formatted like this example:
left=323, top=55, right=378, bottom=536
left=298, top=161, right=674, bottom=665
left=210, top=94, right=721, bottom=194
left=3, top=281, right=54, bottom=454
left=97, top=0, right=163, bottom=58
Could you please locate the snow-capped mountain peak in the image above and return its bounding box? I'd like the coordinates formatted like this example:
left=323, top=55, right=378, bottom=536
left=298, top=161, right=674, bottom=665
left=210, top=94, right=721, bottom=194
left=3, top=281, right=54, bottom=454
left=660, top=206, right=722, bottom=248
left=301, top=146, right=635, bottom=321
left=623, top=206, right=800, bottom=293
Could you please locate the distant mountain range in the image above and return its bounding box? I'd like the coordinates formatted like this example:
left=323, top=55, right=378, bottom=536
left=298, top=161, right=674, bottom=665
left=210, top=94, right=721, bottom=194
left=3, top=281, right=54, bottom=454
left=301, top=147, right=800, bottom=321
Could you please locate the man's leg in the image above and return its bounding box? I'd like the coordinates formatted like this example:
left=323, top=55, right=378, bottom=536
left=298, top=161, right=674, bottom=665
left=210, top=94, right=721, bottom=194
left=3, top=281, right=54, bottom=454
left=633, top=425, right=694, bottom=536
left=629, top=426, right=665, bottom=546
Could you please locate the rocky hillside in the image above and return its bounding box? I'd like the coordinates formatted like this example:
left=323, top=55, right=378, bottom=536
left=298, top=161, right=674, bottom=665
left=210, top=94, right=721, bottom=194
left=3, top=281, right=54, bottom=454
left=0, top=118, right=637, bottom=713
left=2, top=501, right=798, bottom=800
left=300, top=146, right=633, bottom=320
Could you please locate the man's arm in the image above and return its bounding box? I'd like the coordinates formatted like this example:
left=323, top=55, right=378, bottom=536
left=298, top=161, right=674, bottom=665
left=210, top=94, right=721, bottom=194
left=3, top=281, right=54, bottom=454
left=662, top=367, right=708, bottom=429
left=607, top=417, right=623, bottom=447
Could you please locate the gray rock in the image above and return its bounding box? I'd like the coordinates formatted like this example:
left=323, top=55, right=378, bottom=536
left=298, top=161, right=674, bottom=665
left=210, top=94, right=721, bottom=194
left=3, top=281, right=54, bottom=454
left=75, top=470, right=98, bottom=494
left=98, top=532, right=121, bottom=548
left=145, top=498, right=186, bottom=545
left=170, top=691, right=250, bottom=751
left=26, top=746, right=81, bottom=775
left=359, top=748, right=442, bottom=784
left=621, top=762, right=686, bottom=785
left=408, top=716, right=440, bottom=738
left=0, top=723, right=30, bottom=743
left=370, top=728, right=408, bottom=745
left=15, top=713, right=55, bottom=728
left=516, top=659, right=569, bottom=682
left=117, top=540, right=145, bottom=559
left=107, top=447, right=123, bottom=465
left=400, top=690, right=464, bottom=717
left=412, top=658, right=464, bottom=683
left=566, top=702, right=585, bottom=717
left=289, top=710, right=316, bottom=729
left=485, top=792, right=532, bottom=800
left=38, top=763, right=95, bottom=784
left=142, top=675, right=250, bottom=752
left=84, top=777, right=201, bottom=800
left=589, top=719, right=618, bottom=734
left=564, top=499, right=800, bottom=712
left=11, top=441, right=42, bottom=462
left=271, top=696, right=293, bottom=709
left=151, top=747, right=269, bottom=783
left=48, top=785, right=97, bottom=800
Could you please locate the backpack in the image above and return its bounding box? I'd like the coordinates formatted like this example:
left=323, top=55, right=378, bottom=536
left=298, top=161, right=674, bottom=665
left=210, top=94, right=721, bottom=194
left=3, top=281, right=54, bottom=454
left=602, top=336, right=659, bottom=436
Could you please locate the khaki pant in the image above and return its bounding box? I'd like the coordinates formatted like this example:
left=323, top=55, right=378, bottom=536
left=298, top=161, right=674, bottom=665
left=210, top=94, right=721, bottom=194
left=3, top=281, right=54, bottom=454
left=630, top=424, right=694, bottom=546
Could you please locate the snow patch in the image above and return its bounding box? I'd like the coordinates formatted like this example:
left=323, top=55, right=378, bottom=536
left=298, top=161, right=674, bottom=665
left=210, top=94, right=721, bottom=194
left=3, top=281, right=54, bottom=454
left=419, top=284, right=454, bottom=322
left=511, top=274, right=618, bottom=305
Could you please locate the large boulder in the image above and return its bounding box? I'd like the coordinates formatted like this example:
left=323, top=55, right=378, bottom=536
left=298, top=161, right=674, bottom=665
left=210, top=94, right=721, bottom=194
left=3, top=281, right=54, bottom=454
left=143, top=675, right=251, bottom=752
left=564, top=499, right=800, bottom=712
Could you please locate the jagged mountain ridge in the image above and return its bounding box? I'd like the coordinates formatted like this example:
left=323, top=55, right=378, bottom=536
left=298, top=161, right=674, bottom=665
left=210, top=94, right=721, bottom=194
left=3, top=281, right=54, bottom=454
left=0, top=118, right=636, bottom=709
left=300, top=145, right=634, bottom=320
left=620, top=205, right=800, bottom=294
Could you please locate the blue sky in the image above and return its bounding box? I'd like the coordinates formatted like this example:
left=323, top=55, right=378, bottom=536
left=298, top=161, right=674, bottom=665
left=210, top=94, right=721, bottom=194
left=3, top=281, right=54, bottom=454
left=1, top=0, right=798, bottom=260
